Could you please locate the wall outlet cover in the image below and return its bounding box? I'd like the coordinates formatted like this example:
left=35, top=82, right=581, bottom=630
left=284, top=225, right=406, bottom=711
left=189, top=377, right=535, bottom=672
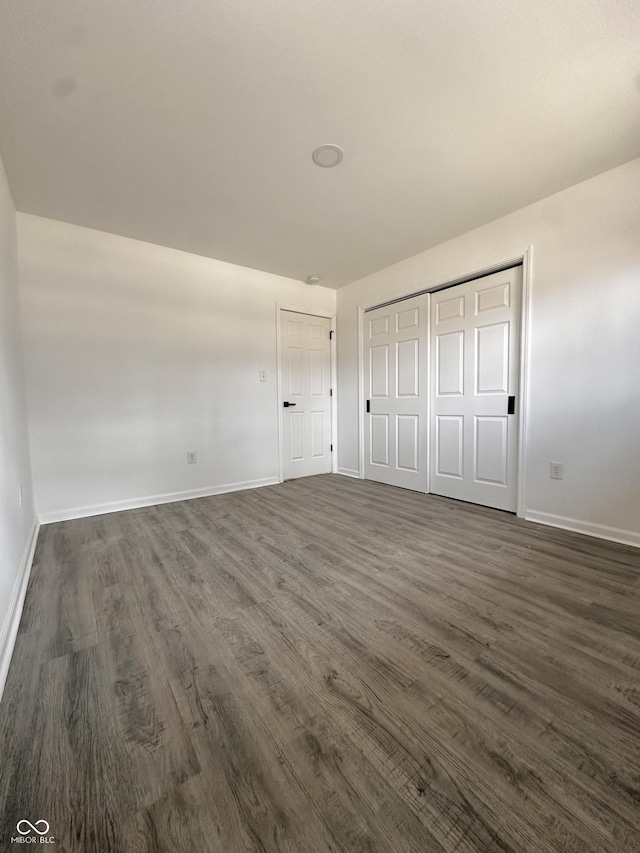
left=550, top=462, right=564, bottom=480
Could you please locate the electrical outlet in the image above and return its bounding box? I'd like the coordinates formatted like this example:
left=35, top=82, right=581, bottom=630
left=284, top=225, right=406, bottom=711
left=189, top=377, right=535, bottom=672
left=550, top=462, right=564, bottom=480
left=187, top=451, right=197, bottom=464
left=259, top=370, right=267, bottom=382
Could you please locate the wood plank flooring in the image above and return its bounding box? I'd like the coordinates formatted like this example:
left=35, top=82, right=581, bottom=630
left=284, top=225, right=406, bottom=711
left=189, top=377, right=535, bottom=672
left=1, top=474, right=639, bottom=852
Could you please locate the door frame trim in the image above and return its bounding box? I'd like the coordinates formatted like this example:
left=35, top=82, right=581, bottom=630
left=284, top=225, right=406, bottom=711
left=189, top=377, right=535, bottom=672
left=356, top=246, right=532, bottom=518
left=276, top=304, right=337, bottom=483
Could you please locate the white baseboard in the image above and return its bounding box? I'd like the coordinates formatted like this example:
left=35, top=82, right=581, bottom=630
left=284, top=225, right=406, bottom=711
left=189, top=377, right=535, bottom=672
left=525, top=509, right=640, bottom=549
left=39, top=477, right=281, bottom=525
left=337, top=467, right=361, bottom=479
left=0, top=519, right=40, bottom=703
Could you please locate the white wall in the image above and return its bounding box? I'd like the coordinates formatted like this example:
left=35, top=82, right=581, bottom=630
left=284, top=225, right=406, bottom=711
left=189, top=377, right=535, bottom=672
left=0, top=154, right=37, bottom=696
left=337, top=158, right=640, bottom=547
left=19, top=216, right=335, bottom=521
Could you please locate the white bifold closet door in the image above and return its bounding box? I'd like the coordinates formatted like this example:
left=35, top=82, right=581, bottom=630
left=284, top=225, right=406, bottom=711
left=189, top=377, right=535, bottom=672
left=364, top=294, right=428, bottom=491
left=430, top=267, right=522, bottom=511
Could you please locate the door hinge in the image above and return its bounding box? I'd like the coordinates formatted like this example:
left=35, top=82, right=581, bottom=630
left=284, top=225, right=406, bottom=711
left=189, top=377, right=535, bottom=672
left=330, top=444, right=333, bottom=452
left=329, top=330, right=335, bottom=340
left=330, top=388, right=333, bottom=396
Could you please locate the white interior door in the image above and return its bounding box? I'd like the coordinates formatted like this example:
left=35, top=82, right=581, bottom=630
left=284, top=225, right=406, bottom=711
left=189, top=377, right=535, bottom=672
left=430, top=267, right=522, bottom=511
left=280, top=311, right=332, bottom=480
left=364, top=294, right=428, bottom=491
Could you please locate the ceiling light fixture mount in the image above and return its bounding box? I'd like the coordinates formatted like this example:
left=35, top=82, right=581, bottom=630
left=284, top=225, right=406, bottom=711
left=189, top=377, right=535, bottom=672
left=312, top=144, right=344, bottom=168
left=306, top=275, right=321, bottom=285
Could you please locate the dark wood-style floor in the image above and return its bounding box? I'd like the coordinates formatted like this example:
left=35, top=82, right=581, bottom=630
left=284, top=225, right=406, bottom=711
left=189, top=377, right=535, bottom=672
left=1, top=475, right=639, bottom=852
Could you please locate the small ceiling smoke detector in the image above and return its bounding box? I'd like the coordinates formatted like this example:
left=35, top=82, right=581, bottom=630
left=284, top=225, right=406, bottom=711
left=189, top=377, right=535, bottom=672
left=312, top=145, right=343, bottom=168
left=306, top=275, right=321, bottom=285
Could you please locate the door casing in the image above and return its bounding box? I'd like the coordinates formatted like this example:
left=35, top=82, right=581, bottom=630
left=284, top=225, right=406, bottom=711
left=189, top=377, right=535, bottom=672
left=357, top=247, right=532, bottom=517
left=276, top=304, right=337, bottom=483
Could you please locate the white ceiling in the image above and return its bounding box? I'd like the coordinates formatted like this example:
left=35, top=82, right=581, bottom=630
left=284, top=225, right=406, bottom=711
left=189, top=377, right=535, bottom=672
left=1, top=0, right=639, bottom=288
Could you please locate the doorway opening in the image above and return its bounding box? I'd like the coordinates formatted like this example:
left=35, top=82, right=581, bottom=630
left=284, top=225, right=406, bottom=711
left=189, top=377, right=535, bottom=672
left=277, top=309, right=336, bottom=481
left=360, top=254, right=530, bottom=516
